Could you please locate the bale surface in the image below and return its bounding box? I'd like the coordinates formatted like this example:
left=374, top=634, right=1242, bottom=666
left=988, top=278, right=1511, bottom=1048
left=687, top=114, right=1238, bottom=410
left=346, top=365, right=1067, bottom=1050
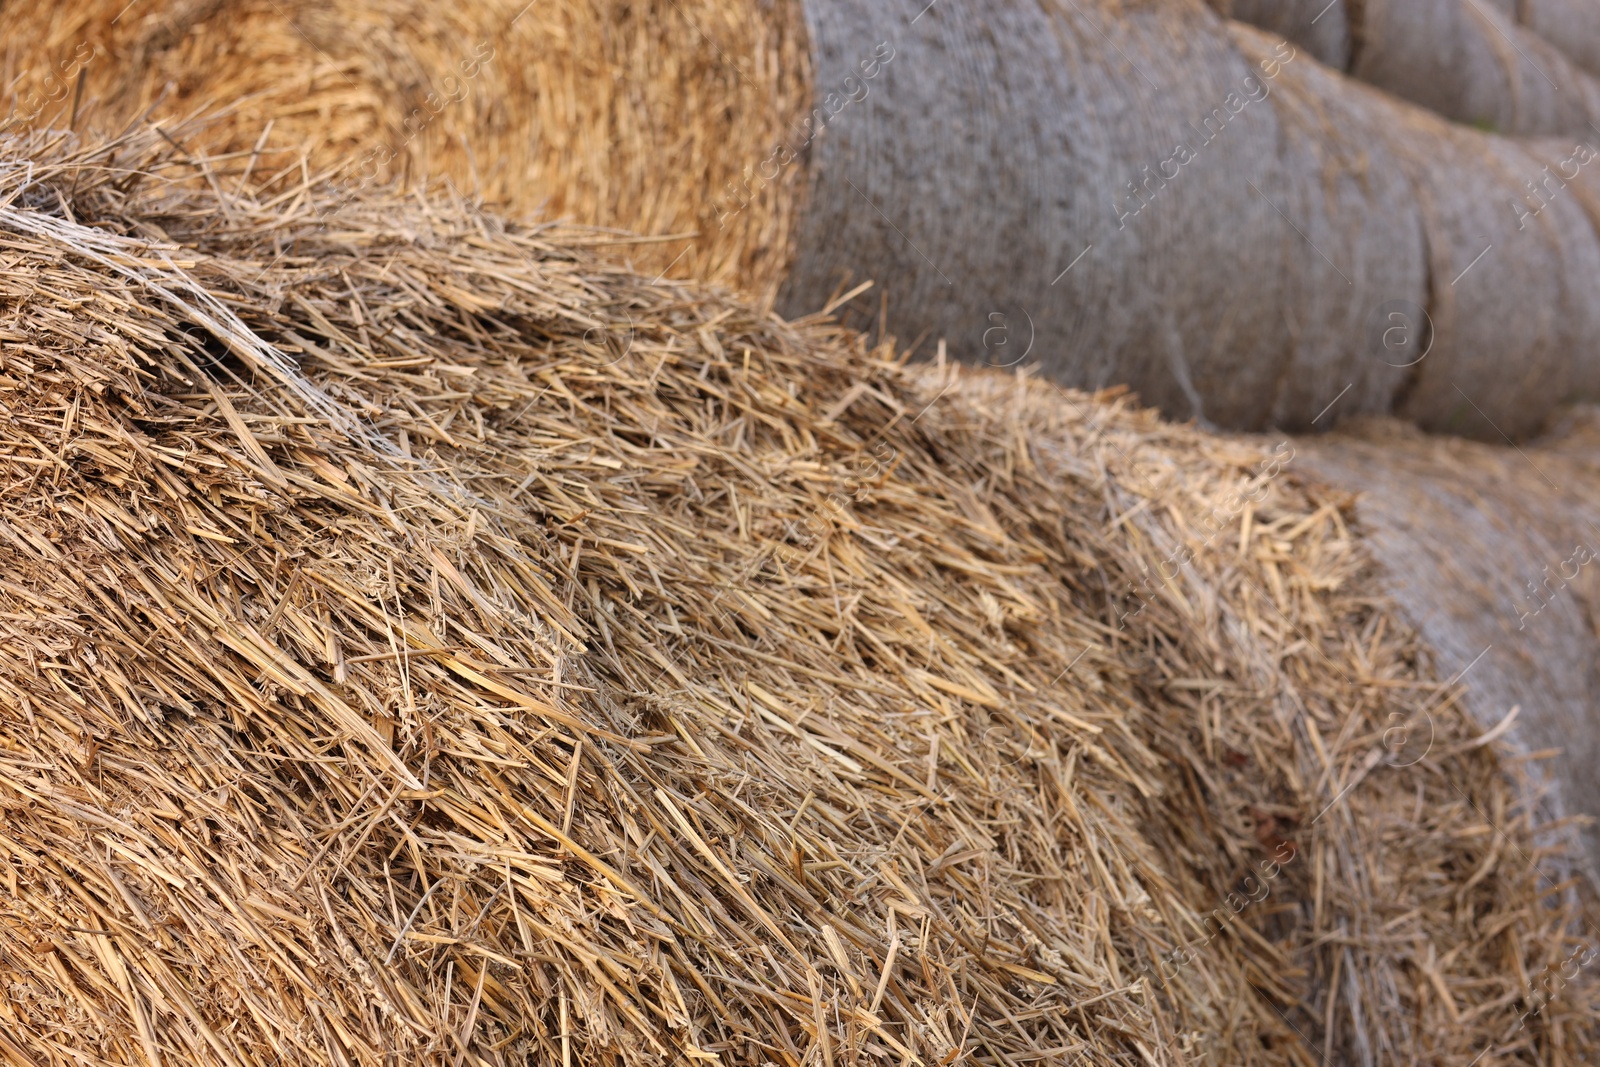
left=0, top=128, right=1594, bottom=1066
left=1383, top=126, right=1600, bottom=439
left=1523, top=0, right=1600, bottom=77
left=785, top=0, right=1306, bottom=430
left=1211, top=0, right=1350, bottom=67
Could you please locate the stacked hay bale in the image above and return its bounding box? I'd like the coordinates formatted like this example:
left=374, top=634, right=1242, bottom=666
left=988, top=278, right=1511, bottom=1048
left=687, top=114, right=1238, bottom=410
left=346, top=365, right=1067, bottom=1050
left=1521, top=0, right=1600, bottom=76
left=1215, top=0, right=1600, bottom=134
left=1300, top=413, right=1600, bottom=889
left=0, top=128, right=1592, bottom=1066
left=0, top=0, right=813, bottom=302
left=8, top=0, right=1600, bottom=442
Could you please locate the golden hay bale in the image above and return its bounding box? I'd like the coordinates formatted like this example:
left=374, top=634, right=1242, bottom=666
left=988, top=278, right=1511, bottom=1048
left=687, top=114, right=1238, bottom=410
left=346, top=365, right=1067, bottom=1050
left=0, top=127, right=1593, bottom=1065
left=8, top=0, right=1600, bottom=439
left=0, top=0, right=812, bottom=300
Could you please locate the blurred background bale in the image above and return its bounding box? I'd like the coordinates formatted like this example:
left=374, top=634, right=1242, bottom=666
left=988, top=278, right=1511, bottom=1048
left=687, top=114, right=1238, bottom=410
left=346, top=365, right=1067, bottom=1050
left=1216, top=0, right=1600, bottom=136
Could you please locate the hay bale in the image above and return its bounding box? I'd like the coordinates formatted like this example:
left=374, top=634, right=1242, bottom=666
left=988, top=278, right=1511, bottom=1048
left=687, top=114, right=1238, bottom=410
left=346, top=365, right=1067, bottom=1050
left=783, top=0, right=1310, bottom=430
left=1383, top=130, right=1600, bottom=440
left=1522, top=0, right=1600, bottom=77
left=1299, top=413, right=1600, bottom=882
left=7, top=0, right=1600, bottom=439
left=1217, top=0, right=1600, bottom=135
left=1202, top=26, right=1427, bottom=430
left=0, top=0, right=813, bottom=298
left=0, top=127, right=1593, bottom=1065
left=1211, top=0, right=1351, bottom=66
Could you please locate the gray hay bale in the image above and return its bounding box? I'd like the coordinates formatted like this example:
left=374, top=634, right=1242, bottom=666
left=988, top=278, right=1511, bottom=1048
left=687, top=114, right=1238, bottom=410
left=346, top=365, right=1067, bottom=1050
left=1223, top=26, right=1427, bottom=430
left=1387, top=131, right=1600, bottom=439
left=1523, top=0, right=1600, bottom=77
left=1218, top=0, right=1600, bottom=136
left=780, top=5, right=1600, bottom=439
left=782, top=3, right=1425, bottom=432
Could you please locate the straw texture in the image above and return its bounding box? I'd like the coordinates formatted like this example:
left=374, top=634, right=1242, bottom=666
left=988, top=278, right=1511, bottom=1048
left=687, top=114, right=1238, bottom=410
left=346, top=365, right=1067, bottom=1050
left=0, top=0, right=813, bottom=291
left=0, top=127, right=1594, bottom=1066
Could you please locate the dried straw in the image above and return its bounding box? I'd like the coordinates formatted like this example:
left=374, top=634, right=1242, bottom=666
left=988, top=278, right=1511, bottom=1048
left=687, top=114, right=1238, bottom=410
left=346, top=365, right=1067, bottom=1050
left=0, top=0, right=811, bottom=291
left=0, top=127, right=1593, bottom=1066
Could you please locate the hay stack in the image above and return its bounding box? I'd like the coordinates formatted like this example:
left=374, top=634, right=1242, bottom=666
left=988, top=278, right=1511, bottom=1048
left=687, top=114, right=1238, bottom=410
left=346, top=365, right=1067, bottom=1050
left=9, top=0, right=1600, bottom=438
left=1214, top=0, right=1600, bottom=135
left=0, top=127, right=1593, bottom=1065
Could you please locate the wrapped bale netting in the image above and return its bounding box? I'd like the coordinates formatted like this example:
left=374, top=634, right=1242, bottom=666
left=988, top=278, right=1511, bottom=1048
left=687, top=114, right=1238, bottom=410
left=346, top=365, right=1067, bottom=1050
left=0, top=129, right=1594, bottom=1066
left=1379, top=123, right=1600, bottom=440
left=10, top=0, right=1600, bottom=439
left=1214, top=0, right=1600, bottom=135
left=792, top=13, right=1600, bottom=439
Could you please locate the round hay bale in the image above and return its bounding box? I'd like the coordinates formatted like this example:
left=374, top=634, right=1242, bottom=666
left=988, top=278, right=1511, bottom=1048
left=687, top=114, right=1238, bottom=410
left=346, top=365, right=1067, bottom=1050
left=0, top=125, right=1593, bottom=1066
left=782, top=0, right=1311, bottom=430
left=1218, top=0, right=1600, bottom=135
left=1300, top=413, right=1600, bottom=884
left=1523, top=0, right=1600, bottom=76
left=8, top=0, right=1600, bottom=439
